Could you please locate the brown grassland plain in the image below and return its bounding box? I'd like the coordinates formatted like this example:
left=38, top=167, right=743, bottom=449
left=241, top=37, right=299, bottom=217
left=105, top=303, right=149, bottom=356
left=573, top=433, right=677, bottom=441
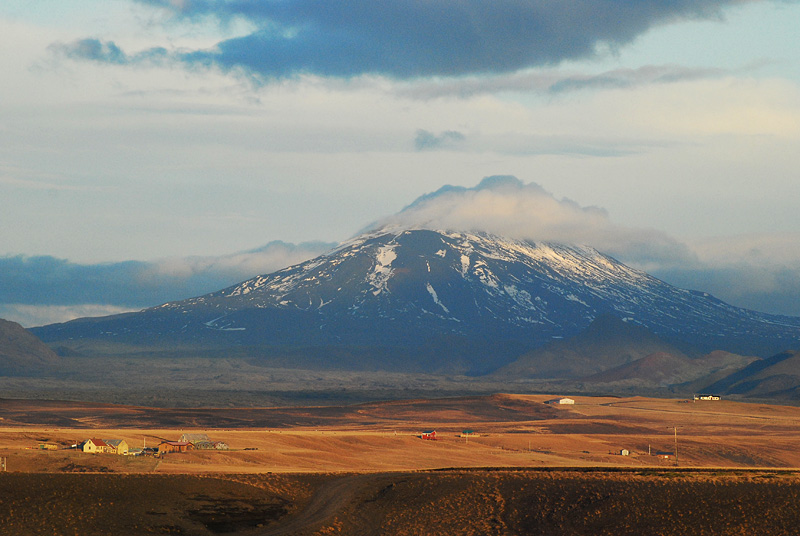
left=1, top=394, right=800, bottom=534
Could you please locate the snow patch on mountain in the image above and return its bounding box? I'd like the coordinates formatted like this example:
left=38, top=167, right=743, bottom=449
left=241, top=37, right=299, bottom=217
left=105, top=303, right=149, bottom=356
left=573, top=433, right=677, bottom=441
left=368, top=244, right=397, bottom=296
left=426, top=282, right=450, bottom=314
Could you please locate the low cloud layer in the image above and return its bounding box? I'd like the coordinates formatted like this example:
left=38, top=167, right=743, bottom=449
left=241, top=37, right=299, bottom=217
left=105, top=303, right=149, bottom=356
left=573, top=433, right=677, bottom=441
left=52, top=0, right=764, bottom=80
left=651, top=234, right=800, bottom=318
left=397, top=64, right=734, bottom=99
left=0, top=241, right=333, bottom=327
left=373, top=175, right=696, bottom=268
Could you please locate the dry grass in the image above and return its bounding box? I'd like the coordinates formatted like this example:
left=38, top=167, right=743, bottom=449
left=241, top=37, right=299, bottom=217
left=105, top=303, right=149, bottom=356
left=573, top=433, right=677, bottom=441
left=3, top=394, right=800, bottom=534
left=3, top=394, right=800, bottom=474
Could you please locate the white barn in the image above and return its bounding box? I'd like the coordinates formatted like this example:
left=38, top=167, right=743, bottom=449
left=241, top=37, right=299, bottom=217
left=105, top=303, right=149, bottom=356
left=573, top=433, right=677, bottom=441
left=547, top=397, right=575, bottom=405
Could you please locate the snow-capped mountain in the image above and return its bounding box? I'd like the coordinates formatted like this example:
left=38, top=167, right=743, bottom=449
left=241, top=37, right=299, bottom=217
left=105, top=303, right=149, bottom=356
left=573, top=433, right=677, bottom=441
left=33, top=229, right=800, bottom=372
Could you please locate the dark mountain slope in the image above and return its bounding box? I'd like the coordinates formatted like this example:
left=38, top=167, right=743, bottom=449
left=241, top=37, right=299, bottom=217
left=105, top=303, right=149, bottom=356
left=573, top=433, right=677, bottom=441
left=580, top=350, right=756, bottom=389
left=494, top=315, right=689, bottom=379
left=0, top=318, right=60, bottom=375
left=702, top=350, right=800, bottom=399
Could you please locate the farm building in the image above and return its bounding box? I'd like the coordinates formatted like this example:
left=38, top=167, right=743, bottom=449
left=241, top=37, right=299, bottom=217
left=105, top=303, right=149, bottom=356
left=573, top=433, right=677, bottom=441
left=179, top=433, right=210, bottom=443
left=547, top=397, right=575, bottom=405
left=619, top=449, right=630, bottom=456
left=104, top=439, right=129, bottom=455
left=158, top=441, right=194, bottom=455
left=695, top=394, right=721, bottom=401
left=82, top=438, right=129, bottom=454
left=420, top=431, right=437, bottom=441
left=82, top=439, right=110, bottom=454
left=655, top=451, right=674, bottom=459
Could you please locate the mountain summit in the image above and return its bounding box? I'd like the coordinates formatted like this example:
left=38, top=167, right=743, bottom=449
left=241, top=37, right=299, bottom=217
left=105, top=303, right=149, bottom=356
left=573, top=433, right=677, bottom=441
left=33, top=229, right=800, bottom=373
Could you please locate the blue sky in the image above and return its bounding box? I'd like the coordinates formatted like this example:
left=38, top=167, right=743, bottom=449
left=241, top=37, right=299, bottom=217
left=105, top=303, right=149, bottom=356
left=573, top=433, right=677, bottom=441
left=1, top=0, right=799, bottom=327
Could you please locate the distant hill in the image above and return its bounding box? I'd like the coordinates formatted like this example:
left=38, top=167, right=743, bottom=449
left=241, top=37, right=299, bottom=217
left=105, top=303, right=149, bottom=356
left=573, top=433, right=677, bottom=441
left=701, top=349, right=800, bottom=400
left=580, top=349, right=757, bottom=390
left=0, top=318, right=60, bottom=375
left=493, top=315, right=690, bottom=379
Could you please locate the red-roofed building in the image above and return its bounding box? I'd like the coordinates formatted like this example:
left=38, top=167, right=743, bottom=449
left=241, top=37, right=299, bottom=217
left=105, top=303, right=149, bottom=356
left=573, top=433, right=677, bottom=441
left=82, top=439, right=109, bottom=454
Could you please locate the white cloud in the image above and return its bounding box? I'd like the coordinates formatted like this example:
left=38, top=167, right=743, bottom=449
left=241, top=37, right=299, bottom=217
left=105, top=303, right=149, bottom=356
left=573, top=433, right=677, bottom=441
left=372, top=176, right=696, bottom=268
left=136, top=241, right=335, bottom=286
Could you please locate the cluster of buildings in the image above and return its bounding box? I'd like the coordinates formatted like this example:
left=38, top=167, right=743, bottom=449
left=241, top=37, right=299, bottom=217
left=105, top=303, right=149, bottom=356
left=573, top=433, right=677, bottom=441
left=82, top=438, right=130, bottom=455
left=694, top=394, right=721, bottom=401
left=78, top=433, right=228, bottom=456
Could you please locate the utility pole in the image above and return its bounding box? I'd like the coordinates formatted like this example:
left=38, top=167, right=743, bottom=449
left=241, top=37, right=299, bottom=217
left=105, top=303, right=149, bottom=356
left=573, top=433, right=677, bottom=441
left=670, top=426, right=680, bottom=467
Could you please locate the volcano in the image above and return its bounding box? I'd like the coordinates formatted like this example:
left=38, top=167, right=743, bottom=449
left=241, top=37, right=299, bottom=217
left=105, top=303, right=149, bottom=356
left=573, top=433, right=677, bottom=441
left=33, top=229, right=800, bottom=374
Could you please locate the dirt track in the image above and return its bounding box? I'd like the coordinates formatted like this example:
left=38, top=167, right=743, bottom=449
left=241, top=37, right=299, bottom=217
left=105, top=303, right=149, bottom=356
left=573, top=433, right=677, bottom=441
left=257, top=473, right=381, bottom=536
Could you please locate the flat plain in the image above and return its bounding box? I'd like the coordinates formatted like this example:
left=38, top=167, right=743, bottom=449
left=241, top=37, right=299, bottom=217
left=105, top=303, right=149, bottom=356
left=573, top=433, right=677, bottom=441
left=2, top=393, right=800, bottom=534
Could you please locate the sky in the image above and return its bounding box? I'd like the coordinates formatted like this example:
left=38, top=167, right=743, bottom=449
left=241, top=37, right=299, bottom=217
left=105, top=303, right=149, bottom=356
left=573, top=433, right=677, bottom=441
left=1, top=0, right=799, bottom=327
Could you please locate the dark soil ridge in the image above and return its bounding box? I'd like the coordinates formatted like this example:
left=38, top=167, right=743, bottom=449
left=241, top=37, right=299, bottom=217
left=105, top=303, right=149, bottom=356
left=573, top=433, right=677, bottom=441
left=3, top=469, right=800, bottom=535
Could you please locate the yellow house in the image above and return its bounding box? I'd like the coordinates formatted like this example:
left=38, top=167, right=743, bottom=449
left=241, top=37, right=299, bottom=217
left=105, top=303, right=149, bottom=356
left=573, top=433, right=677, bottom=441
left=82, top=439, right=109, bottom=453
left=82, top=438, right=129, bottom=454
left=104, top=439, right=129, bottom=455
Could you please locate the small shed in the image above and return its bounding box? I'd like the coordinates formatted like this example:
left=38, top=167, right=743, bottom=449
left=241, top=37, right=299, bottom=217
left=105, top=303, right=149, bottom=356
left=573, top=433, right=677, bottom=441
left=158, top=441, right=195, bottom=455
left=420, top=430, right=437, bottom=441
left=619, top=449, right=630, bottom=456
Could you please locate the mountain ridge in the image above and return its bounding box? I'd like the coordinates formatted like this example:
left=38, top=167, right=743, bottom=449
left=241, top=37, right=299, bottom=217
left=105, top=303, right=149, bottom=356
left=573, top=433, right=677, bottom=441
left=0, top=318, right=60, bottom=374
left=32, top=229, right=800, bottom=374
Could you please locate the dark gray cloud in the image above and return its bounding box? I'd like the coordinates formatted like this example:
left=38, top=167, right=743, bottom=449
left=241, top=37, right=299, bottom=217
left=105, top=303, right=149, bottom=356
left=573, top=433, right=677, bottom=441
left=545, top=64, right=728, bottom=94
left=59, top=0, right=765, bottom=80
left=652, top=266, right=800, bottom=318
left=414, top=129, right=466, bottom=151
left=394, top=64, right=731, bottom=100
left=48, top=38, right=168, bottom=65
left=51, top=38, right=128, bottom=64
left=0, top=241, right=334, bottom=326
